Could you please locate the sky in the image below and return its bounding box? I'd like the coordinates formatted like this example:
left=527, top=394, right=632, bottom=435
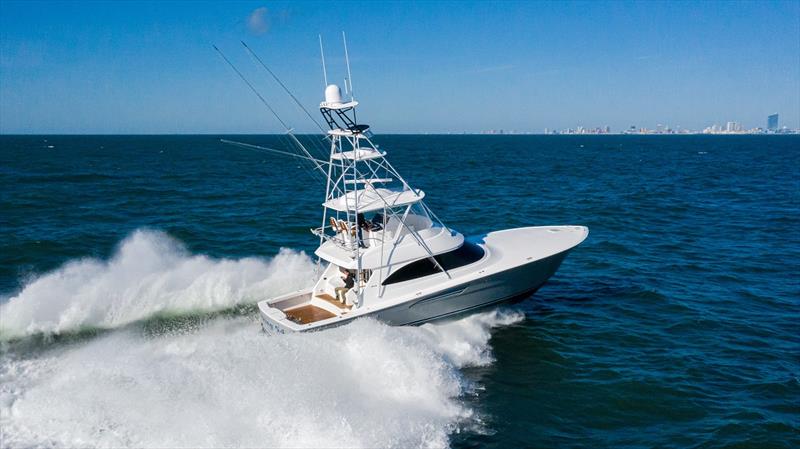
left=1, top=0, right=798, bottom=134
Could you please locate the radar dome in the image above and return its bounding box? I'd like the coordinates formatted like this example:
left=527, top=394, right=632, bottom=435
left=325, top=84, right=342, bottom=104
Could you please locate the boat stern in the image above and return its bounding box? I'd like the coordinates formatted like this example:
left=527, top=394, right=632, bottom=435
left=257, top=286, right=356, bottom=334
left=256, top=289, right=311, bottom=334
left=258, top=301, right=292, bottom=334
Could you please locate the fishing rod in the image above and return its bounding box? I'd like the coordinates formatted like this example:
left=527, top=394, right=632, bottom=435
left=212, top=44, right=326, bottom=176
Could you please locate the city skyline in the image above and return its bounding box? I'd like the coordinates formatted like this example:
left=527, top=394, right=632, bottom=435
left=534, top=112, right=796, bottom=135
left=1, top=1, right=799, bottom=134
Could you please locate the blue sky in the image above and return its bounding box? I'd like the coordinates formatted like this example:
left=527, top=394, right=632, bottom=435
left=1, top=0, right=798, bottom=134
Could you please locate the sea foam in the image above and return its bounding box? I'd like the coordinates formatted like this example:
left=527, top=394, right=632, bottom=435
left=0, top=230, right=316, bottom=339
left=0, top=311, right=523, bottom=448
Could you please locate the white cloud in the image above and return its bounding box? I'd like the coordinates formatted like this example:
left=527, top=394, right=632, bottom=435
left=247, top=7, right=270, bottom=35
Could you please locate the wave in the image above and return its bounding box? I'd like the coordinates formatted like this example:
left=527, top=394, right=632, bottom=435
left=0, top=230, right=317, bottom=340
left=0, top=310, right=524, bottom=448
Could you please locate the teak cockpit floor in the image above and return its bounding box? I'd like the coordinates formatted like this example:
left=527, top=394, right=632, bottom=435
left=284, top=304, right=336, bottom=324
left=316, top=293, right=352, bottom=310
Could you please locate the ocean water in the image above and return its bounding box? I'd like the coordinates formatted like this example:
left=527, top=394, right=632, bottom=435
left=0, top=134, right=798, bottom=448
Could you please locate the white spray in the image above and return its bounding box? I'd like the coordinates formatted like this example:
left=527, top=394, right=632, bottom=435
left=0, top=230, right=316, bottom=339
left=0, top=230, right=526, bottom=448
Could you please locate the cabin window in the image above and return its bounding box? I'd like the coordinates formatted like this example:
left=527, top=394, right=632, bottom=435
left=437, top=241, right=485, bottom=271
left=382, top=242, right=485, bottom=285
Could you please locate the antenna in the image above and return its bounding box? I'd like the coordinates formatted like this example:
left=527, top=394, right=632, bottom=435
left=342, top=31, right=354, bottom=100
left=318, top=34, right=328, bottom=86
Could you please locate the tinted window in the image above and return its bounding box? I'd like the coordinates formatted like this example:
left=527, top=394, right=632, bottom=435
left=382, top=242, right=485, bottom=285
left=437, top=241, right=485, bottom=270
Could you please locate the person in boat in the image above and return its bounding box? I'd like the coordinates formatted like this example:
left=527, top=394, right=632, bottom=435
left=335, top=267, right=354, bottom=303
left=357, top=213, right=371, bottom=230
left=356, top=213, right=370, bottom=247
left=370, top=213, right=384, bottom=231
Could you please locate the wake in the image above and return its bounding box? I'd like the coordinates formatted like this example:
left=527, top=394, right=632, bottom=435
left=0, top=230, right=316, bottom=340
left=0, top=230, right=526, bottom=448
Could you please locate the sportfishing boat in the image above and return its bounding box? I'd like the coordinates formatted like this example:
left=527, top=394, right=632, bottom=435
left=217, top=37, right=587, bottom=334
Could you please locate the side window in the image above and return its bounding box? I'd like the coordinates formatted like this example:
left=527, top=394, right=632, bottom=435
left=382, top=242, right=485, bottom=285
left=382, top=258, right=440, bottom=285
left=437, top=242, right=485, bottom=270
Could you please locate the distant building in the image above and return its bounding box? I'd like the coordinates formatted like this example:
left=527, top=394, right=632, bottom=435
left=767, top=113, right=779, bottom=131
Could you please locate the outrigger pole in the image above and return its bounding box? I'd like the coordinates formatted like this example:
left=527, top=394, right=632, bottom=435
left=212, top=44, right=325, bottom=176
left=219, top=139, right=329, bottom=176
left=240, top=41, right=329, bottom=137
left=213, top=45, right=291, bottom=130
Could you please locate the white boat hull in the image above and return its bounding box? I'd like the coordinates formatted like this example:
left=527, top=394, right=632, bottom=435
left=372, top=250, right=569, bottom=326
left=258, top=226, right=587, bottom=334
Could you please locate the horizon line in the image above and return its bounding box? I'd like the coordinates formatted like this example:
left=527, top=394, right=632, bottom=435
left=2, top=132, right=798, bottom=137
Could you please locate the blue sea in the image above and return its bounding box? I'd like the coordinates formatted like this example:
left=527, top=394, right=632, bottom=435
left=0, top=134, right=798, bottom=448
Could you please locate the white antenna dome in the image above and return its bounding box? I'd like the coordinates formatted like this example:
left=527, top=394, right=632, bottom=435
left=325, top=84, right=342, bottom=104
